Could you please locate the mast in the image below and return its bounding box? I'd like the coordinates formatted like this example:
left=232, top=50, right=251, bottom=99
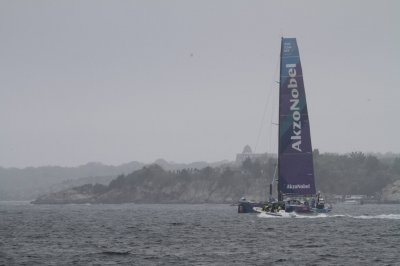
left=277, top=37, right=283, bottom=202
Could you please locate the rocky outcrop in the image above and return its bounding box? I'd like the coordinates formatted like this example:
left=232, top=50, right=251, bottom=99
left=32, top=183, right=108, bottom=204
left=32, top=164, right=270, bottom=204
left=381, top=180, right=400, bottom=203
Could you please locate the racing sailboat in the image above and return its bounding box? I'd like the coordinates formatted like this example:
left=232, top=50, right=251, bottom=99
left=239, top=37, right=331, bottom=215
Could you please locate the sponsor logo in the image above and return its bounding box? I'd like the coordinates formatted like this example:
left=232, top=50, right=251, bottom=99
left=286, top=63, right=302, bottom=152
left=283, top=41, right=292, bottom=54
left=286, top=184, right=311, bottom=189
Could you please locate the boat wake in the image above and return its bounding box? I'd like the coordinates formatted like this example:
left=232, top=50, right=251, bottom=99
left=342, top=214, right=400, bottom=220
left=257, top=211, right=296, bottom=218
left=258, top=213, right=400, bottom=220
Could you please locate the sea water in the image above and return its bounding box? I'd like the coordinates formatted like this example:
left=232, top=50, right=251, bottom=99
left=1, top=202, right=399, bottom=265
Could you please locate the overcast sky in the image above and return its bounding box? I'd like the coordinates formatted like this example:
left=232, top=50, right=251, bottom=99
left=1, top=0, right=399, bottom=167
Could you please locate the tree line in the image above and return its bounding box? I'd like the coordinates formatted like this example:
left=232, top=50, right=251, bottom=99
left=40, top=151, right=400, bottom=204
left=104, top=150, right=400, bottom=198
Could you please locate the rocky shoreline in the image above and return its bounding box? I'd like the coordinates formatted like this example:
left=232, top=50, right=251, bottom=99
left=31, top=163, right=400, bottom=205
left=32, top=164, right=268, bottom=204
left=381, top=180, right=400, bottom=203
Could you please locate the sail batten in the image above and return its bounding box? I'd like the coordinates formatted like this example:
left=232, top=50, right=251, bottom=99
left=278, top=38, right=316, bottom=196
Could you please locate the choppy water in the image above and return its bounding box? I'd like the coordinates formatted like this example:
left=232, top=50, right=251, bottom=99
left=1, top=202, right=400, bottom=265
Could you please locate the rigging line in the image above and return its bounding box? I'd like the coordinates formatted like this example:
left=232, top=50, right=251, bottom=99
left=254, top=56, right=280, bottom=154
left=268, top=78, right=278, bottom=156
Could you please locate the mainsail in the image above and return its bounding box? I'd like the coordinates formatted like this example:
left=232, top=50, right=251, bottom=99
left=278, top=38, right=316, bottom=198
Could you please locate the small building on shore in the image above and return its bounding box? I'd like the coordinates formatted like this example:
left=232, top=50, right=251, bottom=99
left=236, top=145, right=265, bottom=164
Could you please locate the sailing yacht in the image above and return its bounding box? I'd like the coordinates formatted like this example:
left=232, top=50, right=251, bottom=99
left=238, top=38, right=331, bottom=215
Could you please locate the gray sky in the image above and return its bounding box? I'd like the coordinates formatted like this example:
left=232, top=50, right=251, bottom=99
left=1, top=0, right=399, bottom=167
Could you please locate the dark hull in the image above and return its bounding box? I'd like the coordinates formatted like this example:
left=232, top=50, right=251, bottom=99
left=238, top=201, right=265, bottom=213
left=285, top=205, right=313, bottom=214
left=286, top=205, right=332, bottom=214
left=238, top=200, right=332, bottom=214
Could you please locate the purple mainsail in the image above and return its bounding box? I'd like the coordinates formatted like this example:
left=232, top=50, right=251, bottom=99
left=278, top=38, right=316, bottom=197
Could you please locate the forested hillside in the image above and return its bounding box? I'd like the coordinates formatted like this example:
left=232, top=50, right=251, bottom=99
left=33, top=151, right=400, bottom=204
left=314, top=151, right=399, bottom=195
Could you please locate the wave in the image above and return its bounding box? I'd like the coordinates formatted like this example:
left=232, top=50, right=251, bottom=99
left=345, top=214, right=400, bottom=220
left=257, top=211, right=296, bottom=218
left=258, top=213, right=400, bottom=220
left=101, top=250, right=130, bottom=256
